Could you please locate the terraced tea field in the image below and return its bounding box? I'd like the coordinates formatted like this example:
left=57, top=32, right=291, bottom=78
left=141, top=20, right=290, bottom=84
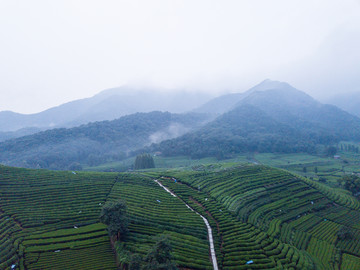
left=154, top=165, right=360, bottom=269
left=0, top=166, right=211, bottom=269
left=2, top=164, right=360, bottom=269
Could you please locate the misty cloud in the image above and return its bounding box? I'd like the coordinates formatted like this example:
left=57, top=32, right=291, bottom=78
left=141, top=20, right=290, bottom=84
left=0, top=1, right=359, bottom=113
left=149, top=123, right=190, bottom=145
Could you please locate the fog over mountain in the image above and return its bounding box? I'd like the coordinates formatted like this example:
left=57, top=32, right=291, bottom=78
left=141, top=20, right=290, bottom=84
left=0, top=1, right=359, bottom=114
left=2, top=79, right=359, bottom=170
left=0, top=87, right=212, bottom=134
left=324, top=92, right=360, bottom=117
left=145, top=80, right=360, bottom=161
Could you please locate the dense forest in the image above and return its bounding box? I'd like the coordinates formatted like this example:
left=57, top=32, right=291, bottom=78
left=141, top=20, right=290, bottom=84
left=0, top=112, right=209, bottom=170
left=145, top=87, right=360, bottom=159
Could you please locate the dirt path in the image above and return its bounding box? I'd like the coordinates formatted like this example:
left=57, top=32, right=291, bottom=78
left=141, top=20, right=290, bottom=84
left=154, top=179, right=219, bottom=270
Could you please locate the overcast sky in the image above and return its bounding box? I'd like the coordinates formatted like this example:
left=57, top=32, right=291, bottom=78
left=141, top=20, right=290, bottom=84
left=1, top=0, right=360, bottom=114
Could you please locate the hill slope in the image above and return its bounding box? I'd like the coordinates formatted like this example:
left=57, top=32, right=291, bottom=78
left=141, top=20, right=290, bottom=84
left=0, top=111, right=209, bottom=170
left=150, top=80, right=360, bottom=158
left=0, top=166, right=212, bottom=270
left=160, top=165, right=360, bottom=269
left=237, top=82, right=360, bottom=141
left=325, top=92, right=360, bottom=117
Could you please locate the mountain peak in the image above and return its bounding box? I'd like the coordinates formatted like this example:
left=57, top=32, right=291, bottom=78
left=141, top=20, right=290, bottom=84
left=248, top=79, right=294, bottom=93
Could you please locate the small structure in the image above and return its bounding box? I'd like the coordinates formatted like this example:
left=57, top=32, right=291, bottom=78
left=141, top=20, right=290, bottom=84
left=334, top=155, right=341, bottom=159
left=246, top=260, right=254, bottom=265
left=74, top=225, right=78, bottom=229
left=157, top=200, right=161, bottom=203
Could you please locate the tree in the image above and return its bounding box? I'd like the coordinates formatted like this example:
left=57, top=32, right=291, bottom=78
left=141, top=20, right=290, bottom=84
left=134, top=153, right=155, bottom=170
left=142, top=235, right=177, bottom=270
left=319, top=177, right=327, bottom=183
left=338, top=175, right=360, bottom=198
left=337, top=226, right=353, bottom=240
left=326, top=146, right=337, bottom=157
left=314, top=167, right=318, bottom=174
left=100, top=200, right=129, bottom=240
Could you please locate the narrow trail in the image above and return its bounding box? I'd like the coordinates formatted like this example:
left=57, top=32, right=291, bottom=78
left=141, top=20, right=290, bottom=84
left=154, top=179, right=219, bottom=270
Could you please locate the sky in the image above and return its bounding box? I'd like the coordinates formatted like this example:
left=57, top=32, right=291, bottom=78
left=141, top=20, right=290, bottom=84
left=0, top=0, right=360, bottom=114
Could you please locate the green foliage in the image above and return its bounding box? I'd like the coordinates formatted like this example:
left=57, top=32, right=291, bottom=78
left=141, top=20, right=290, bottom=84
left=0, top=166, right=211, bottom=269
left=134, top=153, right=155, bottom=170
left=0, top=111, right=208, bottom=170
left=319, top=177, right=327, bottom=183
left=326, top=146, right=338, bottom=157
left=115, top=235, right=177, bottom=270
left=337, top=226, right=353, bottom=240
left=167, top=165, right=360, bottom=269
left=99, top=200, right=129, bottom=240
left=142, top=235, right=177, bottom=270
left=149, top=105, right=320, bottom=159
left=339, top=175, right=360, bottom=197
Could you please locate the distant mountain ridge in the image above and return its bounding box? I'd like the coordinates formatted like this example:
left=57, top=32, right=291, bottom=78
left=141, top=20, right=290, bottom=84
left=0, top=86, right=212, bottom=134
left=193, top=79, right=303, bottom=115
left=148, top=80, right=360, bottom=158
left=325, top=92, right=360, bottom=117
left=1, top=79, right=360, bottom=169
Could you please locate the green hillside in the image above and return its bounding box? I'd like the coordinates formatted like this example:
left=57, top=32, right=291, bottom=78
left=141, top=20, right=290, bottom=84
left=2, top=164, right=360, bottom=269
left=146, top=81, right=360, bottom=160
left=0, top=111, right=209, bottom=170
left=0, top=166, right=211, bottom=270
left=155, top=165, right=360, bottom=269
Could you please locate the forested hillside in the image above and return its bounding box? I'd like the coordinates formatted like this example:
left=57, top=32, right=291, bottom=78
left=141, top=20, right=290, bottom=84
left=0, top=112, right=209, bottom=170
left=148, top=82, right=360, bottom=159
left=1, top=80, right=360, bottom=170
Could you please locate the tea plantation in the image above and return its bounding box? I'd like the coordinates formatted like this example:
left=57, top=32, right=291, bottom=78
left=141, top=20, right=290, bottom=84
left=2, top=164, right=360, bottom=269
left=156, top=165, right=360, bottom=269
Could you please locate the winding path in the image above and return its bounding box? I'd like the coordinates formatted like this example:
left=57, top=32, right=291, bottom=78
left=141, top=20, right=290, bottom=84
left=154, top=179, right=219, bottom=270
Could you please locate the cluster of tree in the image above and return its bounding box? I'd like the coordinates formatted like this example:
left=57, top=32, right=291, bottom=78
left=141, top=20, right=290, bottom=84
left=338, top=175, right=360, bottom=198
left=145, top=105, right=319, bottom=159
left=116, top=235, right=177, bottom=270
left=134, top=153, right=155, bottom=169
left=140, top=87, right=360, bottom=159
left=100, top=200, right=129, bottom=241
left=337, top=226, right=353, bottom=240
left=0, top=111, right=209, bottom=170
left=99, top=201, right=176, bottom=269
left=326, top=146, right=338, bottom=157
left=340, top=144, right=360, bottom=153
